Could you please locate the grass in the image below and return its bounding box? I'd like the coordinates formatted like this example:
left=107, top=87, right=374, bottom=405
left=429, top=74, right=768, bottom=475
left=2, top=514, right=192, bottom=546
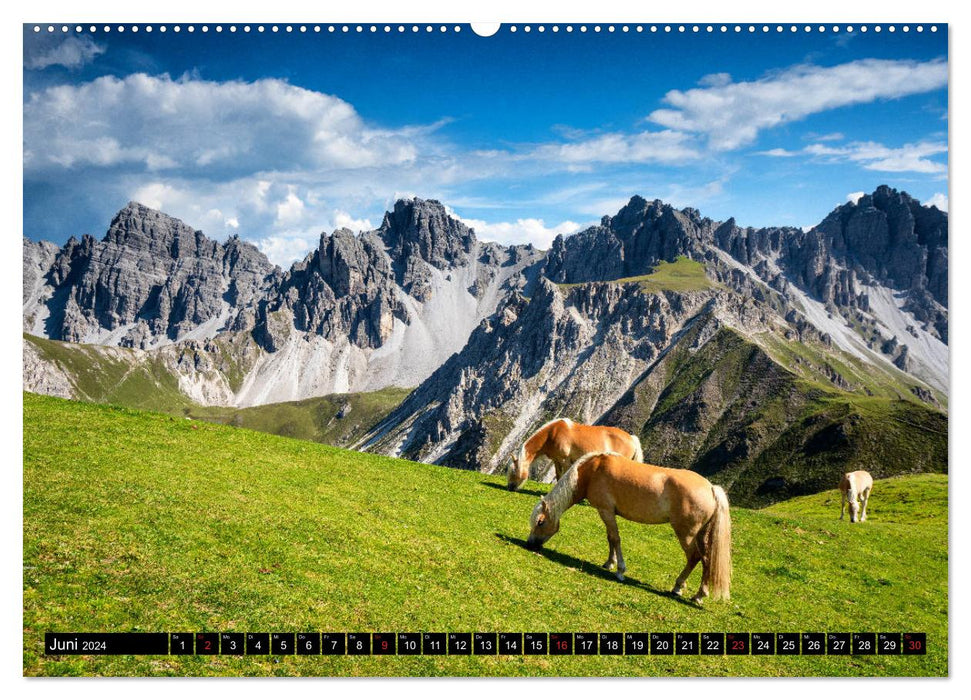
left=764, top=473, right=948, bottom=525
left=25, top=332, right=409, bottom=450
left=23, top=393, right=947, bottom=677
left=558, top=256, right=715, bottom=293
left=25, top=334, right=192, bottom=414
left=614, top=326, right=947, bottom=507
left=186, top=387, right=411, bottom=447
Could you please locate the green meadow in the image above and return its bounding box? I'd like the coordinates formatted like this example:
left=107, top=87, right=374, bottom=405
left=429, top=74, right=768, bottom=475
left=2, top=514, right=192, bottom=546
left=23, top=393, right=947, bottom=677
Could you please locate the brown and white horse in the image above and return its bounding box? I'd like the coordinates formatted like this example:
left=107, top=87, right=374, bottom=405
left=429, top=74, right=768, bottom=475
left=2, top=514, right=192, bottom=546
left=839, top=470, right=874, bottom=523
left=506, top=418, right=643, bottom=491
left=526, top=451, right=732, bottom=604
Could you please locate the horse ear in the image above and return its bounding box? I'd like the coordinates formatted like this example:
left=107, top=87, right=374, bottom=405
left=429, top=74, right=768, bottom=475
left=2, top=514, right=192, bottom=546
left=541, top=500, right=550, bottom=515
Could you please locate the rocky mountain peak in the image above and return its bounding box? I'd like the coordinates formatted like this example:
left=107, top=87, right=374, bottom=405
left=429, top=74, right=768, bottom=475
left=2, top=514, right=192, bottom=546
left=812, top=185, right=947, bottom=307
left=103, top=201, right=219, bottom=260
left=378, top=197, right=476, bottom=270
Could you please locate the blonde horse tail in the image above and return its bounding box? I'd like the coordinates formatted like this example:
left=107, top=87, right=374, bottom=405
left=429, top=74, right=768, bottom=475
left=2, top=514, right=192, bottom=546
left=629, top=434, right=644, bottom=463
left=705, top=485, right=732, bottom=601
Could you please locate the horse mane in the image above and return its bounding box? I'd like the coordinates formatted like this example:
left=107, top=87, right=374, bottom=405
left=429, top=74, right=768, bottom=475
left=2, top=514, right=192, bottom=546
left=542, top=450, right=618, bottom=522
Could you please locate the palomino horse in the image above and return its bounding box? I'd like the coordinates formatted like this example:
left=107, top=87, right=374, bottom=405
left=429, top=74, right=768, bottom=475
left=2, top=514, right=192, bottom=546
left=507, top=418, right=643, bottom=491
left=839, top=470, right=874, bottom=523
left=525, top=451, right=732, bottom=604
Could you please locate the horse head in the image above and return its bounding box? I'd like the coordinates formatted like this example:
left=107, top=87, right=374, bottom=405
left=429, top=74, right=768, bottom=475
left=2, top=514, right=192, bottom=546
left=507, top=454, right=528, bottom=491
left=526, top=498, right=560, bottom=550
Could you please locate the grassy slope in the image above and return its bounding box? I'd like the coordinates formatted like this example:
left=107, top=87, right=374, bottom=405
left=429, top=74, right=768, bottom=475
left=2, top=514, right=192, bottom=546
left=25, top=334, right=192, bottom=414
left=612, top=326, right=947, bottom=507
left=24, top=394, right=947, bottom=677
left=186, top=388, right=412, bottom=447
left=25, top=333, right=408, bottom=449
left=558, top=256, right=714, bottom=293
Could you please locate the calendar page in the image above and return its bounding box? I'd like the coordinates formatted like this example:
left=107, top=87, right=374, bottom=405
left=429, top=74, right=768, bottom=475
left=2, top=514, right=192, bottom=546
left=22, top=20, right=947, bottom=677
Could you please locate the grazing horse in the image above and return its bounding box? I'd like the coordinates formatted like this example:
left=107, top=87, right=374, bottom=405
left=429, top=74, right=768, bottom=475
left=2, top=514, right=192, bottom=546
left=507, top=418, right=643, bottom=491
left=839, top=470, right=874, bottom=523
left=525, top=452, right=732, bottom=604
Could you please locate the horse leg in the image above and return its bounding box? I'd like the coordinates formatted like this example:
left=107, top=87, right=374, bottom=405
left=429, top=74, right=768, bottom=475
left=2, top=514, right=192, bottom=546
left=689, top=520, right=712, bottom=604
left=861, top=487, right=871, bottom=522
left=598, top=508, right=626, bottom=581
left=840, top=491, right=846, bottom=520
left=848, top=492, right=859, bottom=523
left=671, top=525, right=703, bottom=596
left=602, top=539, right=617, bottom=572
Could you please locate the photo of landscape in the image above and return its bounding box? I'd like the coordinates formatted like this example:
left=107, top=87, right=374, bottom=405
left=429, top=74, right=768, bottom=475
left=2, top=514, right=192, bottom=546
left=23, top=22, right=948, bottom=677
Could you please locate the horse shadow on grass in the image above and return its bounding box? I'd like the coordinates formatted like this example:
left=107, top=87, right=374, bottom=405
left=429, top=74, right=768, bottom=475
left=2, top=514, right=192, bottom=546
left=495, top=533, right=702, bottom=610
left=480, top=481, right=548, bottom=499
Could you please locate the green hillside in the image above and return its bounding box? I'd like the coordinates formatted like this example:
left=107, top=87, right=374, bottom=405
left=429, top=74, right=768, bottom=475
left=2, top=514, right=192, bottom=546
left=24, top=394, right=947, bottom=677
left=187, top=388, right=411, bottom=447
left=557, top=256, right=715, bottom=293
left=604, top=326, right=947, bottom=507
left=25, top=334, right=193, bottom=414
left=25, top=333, right=409, bottom=449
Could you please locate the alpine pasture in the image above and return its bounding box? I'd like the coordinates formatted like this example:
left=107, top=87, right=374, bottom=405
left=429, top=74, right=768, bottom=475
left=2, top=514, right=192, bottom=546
left=23, top=393, right=947, bottom=676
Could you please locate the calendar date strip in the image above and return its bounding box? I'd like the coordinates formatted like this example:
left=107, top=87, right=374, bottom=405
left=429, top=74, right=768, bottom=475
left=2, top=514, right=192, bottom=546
left=44, top=632, right=926, bottom=656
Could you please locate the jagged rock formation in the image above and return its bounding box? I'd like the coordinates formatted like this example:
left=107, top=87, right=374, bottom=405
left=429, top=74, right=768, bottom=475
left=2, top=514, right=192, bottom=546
left=25, top=198, right=544, bottom=406
left=23, top=202, right=279, bottom=348
left=543, top=186, right=948, bottom=393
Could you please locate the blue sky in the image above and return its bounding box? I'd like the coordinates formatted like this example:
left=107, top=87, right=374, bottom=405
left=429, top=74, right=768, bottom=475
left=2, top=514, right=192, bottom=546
left=23, top=23, right=948, bottom=265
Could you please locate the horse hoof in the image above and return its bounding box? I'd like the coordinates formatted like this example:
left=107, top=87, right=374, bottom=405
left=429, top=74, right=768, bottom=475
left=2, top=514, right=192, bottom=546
left=616, top=573, right=625, bottom=582
left=691, top=596, right=705, bottom=605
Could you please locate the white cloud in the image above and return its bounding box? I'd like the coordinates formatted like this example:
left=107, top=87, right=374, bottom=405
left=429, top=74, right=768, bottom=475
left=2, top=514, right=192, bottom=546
left=256, top=233, right=321, bottom=267
left=926, top=193, right=948, bottom=212
left=275, top=189, right=306, bottom=226
left=758, top=140, right=947, bottom=175
left=846, top=191, right=865, bottom=204
left=698, top=72, right=732, bottom=88
left=25, top=35, right=105, bottom=70
left=757, top=148, right=799, bottom=157
left=24, top=73, right=423, bottom=176
left=532, top=130, right=700, bottom=165
left=334, top=211, right=374, bottom=232
left=458, top=216, right=581, bottom=249
left=649, top=58, right=948, bottom=150
left=806, top=140, right=947, bottom=174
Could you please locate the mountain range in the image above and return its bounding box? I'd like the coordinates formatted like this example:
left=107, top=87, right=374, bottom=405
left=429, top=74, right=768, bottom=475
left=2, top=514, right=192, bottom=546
left=23, top=186, right=948, bottom=505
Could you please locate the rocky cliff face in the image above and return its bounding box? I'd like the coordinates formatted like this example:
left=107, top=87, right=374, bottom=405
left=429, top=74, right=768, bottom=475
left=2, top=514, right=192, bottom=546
left=541, top=186, right=948, bottom=393
left=24, top=202, right=279, bottom=349
left=24, top=197, right=544, bottom=405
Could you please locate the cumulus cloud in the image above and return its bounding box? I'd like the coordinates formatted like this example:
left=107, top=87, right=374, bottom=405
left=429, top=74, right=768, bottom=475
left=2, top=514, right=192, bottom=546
left=25, top=35, right=105, bottom=70
left=846, top=191, right=865, bottom=204
left=649, top=58, right=948, bottom=150
left=23, top=73, right=424, bottom=176
left=458, top=216, right=581, bottom=249
left=926, top=193, right=948, bottom=211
